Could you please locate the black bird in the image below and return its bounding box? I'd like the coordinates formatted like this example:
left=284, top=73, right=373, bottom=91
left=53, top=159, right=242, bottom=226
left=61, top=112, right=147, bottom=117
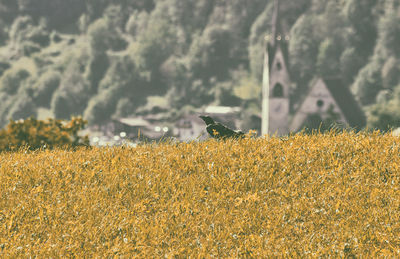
left=199, top=115, right=245, bottom=139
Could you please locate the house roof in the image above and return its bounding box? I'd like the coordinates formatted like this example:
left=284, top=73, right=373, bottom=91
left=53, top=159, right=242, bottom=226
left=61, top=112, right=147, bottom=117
left=117, top=117, right=151, bottom=127
left=322, top=77, right=366, bottom=128
left=292, top=77, right=366, bottom=129
left=204, top=106, right=241, bottom=114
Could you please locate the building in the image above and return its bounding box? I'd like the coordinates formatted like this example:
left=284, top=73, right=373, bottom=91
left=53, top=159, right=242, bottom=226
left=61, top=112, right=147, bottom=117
left=290, top=78, right=366, bottom=132
left=263, top=0, right=366, bottom=135
left=266, top=0, right=291, bottom=135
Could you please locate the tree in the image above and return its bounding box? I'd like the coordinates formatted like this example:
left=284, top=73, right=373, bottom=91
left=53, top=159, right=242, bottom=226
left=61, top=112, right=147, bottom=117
left=289, top=14, right=319, bottom=85
left=9, top=16, right=34, bottom=44
left=125, top=10, right=149, bottom=37
left=0, top=0, right=18, bottom=23
left=87, top=18, right=113, bottom=54
left=351, top=58, right=383, bottom=106
left=316, top=38, right=342, bottom=77
left=381, top=57, right=400, bottom=89
left=114, top=98, right=136, bottom=118
left=187, top=25, right=236, bottom=82
left=86, top=53, right=109, bottom=94
left=135, top=15, right=178, bottom=71
left=248, top=2, right=274, bottom=81
left=7, top=93, right=36, bottom=121
left=50, top=91, right=70, bottom=119
left=378, top=5, right=400, bottom=58
left=0, top=18, right=7, bottom=44
left=0, top=60, right=10, bottom=77
left=84, top=55, right=147, bottom=124
left=340, top=47, right=364, bottom=85
left=16, top=0, right=85, bottom=29
left=33, top=71, right=61, bottom=107
left=8, top=15, right=50, bottom=57
left=0, top=68, right=30, bottom=95
left=83, top=87, right=120, bottom=125
left=368, top=84, right=400, bottom=131
left=343, top=0, right=378, bottom=51
left=51, top=62, right=90, bottom=119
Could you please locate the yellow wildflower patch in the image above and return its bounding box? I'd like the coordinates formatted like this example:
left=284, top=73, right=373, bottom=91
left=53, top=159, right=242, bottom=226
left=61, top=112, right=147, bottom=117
left=1, top=131, right=400, bottom=257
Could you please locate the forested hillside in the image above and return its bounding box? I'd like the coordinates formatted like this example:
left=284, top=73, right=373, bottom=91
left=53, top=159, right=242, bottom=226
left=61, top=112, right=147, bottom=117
left=0, top=0, right=399, bottom=130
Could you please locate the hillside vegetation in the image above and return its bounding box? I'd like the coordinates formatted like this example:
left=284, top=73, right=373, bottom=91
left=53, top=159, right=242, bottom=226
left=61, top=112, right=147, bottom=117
left=0, top=0, right=399, bottom=130
left=1, top=132, right=400, bottom=257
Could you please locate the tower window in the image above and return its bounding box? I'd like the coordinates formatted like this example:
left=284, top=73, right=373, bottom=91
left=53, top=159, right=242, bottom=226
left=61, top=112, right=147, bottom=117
left=273, top=83, right=284, bottom=97
left=276, top=62, right=282, bottom=71
left=317, top=99, right=324, bottom=108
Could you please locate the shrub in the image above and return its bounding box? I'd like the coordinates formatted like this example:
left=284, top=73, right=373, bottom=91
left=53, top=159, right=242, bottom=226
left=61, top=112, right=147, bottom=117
left=0, top=116, right=89, bottom=151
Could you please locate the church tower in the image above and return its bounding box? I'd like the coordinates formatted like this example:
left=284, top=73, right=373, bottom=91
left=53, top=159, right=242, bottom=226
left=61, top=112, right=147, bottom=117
left=267, top=0, right=291, bottom=135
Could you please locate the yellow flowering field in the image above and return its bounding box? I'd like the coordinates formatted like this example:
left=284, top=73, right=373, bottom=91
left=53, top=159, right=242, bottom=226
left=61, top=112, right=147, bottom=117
left=1, top=131, right=400, bottom=257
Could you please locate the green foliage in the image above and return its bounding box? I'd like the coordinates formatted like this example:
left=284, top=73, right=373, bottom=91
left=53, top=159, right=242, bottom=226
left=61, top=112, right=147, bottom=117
left=233, top=74, right=261, bottom=101
left=135, top=95, right=171, bottom=117
left=86, top=53, right=109, bottom=93
left=381, top=57, right=400, bottom=89
left=343, top=0, right=378, bottom=39
left=317, top=1, right=344, bottom=37
left=0, top=68, right=30, bottom=95
left=340, top=47, right=364, bottom=85
left=0, top=117, right=89, bottom=151
left=316, top=38, right=342, bottom=77
left=0, top=60, right=11, bottom=77
left=213, top=81, right=242, bottom=107
left=9, top=16, right=34, bottom=43
left=248, top=2, right=273, bottom=81
left=9, top=16, right=50, bottom=49
left=0, top=18, right=7, bottom=44
left=83, top=88, right=119, bottom=125
left=98, top=55, right=142, bottom=94
left=378, top=5, right=400, bottom=58
left=87, top=18, right=113, bottom=54
left=114, top=98, right=135, bottom=118
left=125, top=11, right=149, bottom=37
left=188, top=25, right=235, bottom=81
left=342, top=0, right=378, bottom=65
left=84, top=54, right=147, bottom=123
left=289, top=14, right=318, bottom=84
left=368, top=84, right=400, bottom=131
left=0, top=0, right=397, bottom=128
left=134, top=15, right=178, bottom=86
left=21, top=42, right=41, bottom=56
left=16, top=0, right=85, bottom=29
left=352, top=58, right=383, bottom=106
left=51, top=62, right=91, bottom=119
left=0, top=0, right=18, bottom=23
left=33, top=71, right=61, bottom=107
left=7, top=93, right=36, bottom=121
left=26, top=25, right=50, bottom=47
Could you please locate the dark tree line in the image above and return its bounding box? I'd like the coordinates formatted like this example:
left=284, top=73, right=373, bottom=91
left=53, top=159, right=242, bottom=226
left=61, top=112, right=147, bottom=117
left=0, top=0, right=399, bottom=130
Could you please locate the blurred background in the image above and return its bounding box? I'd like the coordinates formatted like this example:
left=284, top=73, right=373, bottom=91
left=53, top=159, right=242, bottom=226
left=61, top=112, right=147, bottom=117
left=0, top=0, right=399, bottom=144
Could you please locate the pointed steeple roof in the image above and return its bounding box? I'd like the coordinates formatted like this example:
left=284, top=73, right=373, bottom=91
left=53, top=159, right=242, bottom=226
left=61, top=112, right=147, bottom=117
left=268, top=0, right=289, bottom=71
left=270, top=0, right=283, bottom=47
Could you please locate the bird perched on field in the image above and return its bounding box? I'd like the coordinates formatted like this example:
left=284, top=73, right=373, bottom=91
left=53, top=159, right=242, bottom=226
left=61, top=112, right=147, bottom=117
left=199, top=115, right=245, bottom=139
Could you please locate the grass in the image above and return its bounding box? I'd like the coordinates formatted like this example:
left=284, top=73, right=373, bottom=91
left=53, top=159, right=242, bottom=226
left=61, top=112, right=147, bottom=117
left=1, top=131, right=400, bottom=257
